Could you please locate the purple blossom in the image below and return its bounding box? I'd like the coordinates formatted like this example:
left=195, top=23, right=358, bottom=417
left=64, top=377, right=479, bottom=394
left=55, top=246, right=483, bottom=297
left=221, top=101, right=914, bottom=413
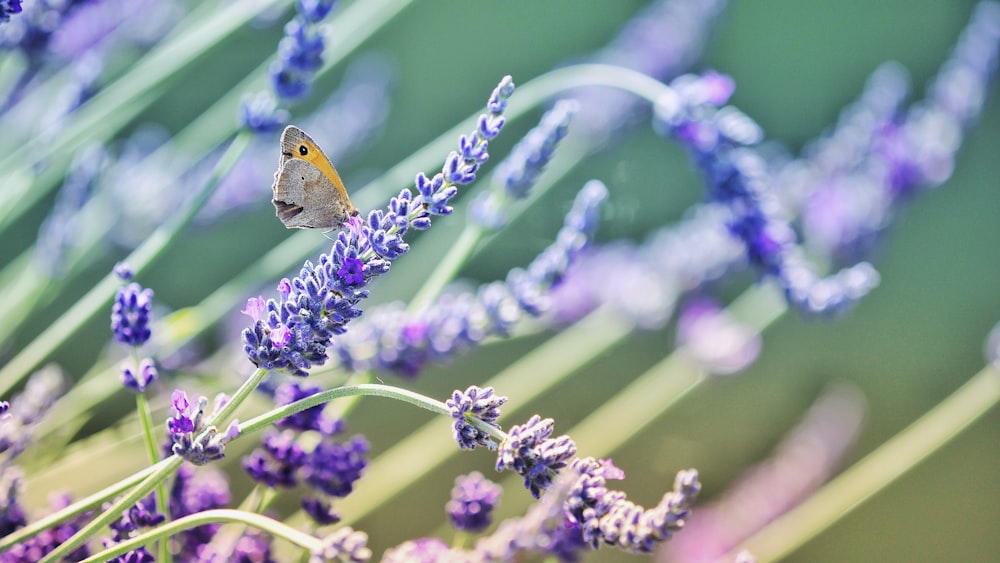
left=169, top=464, right=230, bottom=559
left=167, top=390, right=240, bottom=465
left=309, top=526, right=371, bottom=563
left=446, top=471, right=503, bottom=533
left=301, top=435, right=369, bottom=498
left=333, top=180, right=607, bottom=378
left=111, top=281, right=154, bottom=347
left=242, top=76, right=515, bottom=377
left=0, top=1, right=22, bottom=24
left=243, top=429, right=306, bottom=489
left=382, top=538, right=453, bottom=562
left=496, top=415, right=577, bottom=499
left=654, top=71, right=881, bottom=317
left=0, top=366, right=65, bottom=458
left=446, top=386, right=508, bottom=450
left=661, top=385, right=865, bottom=562
left=471, top=100, right=578, bottom=228
left=0, top=492, right=90, bottom=562
left=675, top=297, right=761, bottom=375
left=273, top=382, right=343, bottom=434
left=120, top=358, right=158, bottom=393
left=240, top=1, right=339, bottom=131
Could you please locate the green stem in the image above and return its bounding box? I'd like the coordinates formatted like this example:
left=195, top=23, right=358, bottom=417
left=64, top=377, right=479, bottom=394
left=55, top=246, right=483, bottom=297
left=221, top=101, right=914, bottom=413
left=77, top=509, right=322, bottom=563
left=733, top=362, right=1000, bottom=562
left=0, top=0, right=287, bottom=233
left=407, top=224, right=484, bottom=314
left=39, top=456, right=182, bottom=563
left=135, top=388, right=172, bottom=563
left=238, top=383, right=450, bottom=435
left=0, top=457, right=173, bottom=551
left=0, top=131, right=252, bottom=397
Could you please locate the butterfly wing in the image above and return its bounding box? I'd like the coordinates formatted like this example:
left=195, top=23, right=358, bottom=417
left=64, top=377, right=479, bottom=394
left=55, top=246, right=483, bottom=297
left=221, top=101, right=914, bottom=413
left=272, top=159, right=358, bottom=229
left=278, top=125, right=352, bottom=201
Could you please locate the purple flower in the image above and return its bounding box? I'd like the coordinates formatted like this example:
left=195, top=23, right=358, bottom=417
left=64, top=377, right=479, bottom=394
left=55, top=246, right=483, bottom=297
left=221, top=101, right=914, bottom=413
left=382, top=538, right=453, bottom=562
left=675, top=297, right=761, bottom=375
left=243, top=429, right=306, bottom=489
left=0, top=367, right=65, bottom=458
left=242, top=76, right=515, bottom=377
left=273, top=382, right=343, bottom=434
left=447, top=386, right=507, bottom=451
left=111, top=281, right=154, bottom=347
left=239, top=1, right=339, bottom=131
left=302, top=435, right=369, bottom=498
left=120, top=358, right=158, bottom=393
left=0, top=1, right=22, bottom=23
left=167, top=390, right=240, bottom=466
left=496, top=415, right=577, bottom=499
left=654, top=72, right=881, bottom=317
left=471, top=100, right=578, bottom=228
left=446, top=471, right=502, bottom=533
left=238, top=91, right=289, bottom=135
left=1, top=492, right=90, bottom=562
left=169, top=464, right=230, bottom=559
left=310, top=526, right=371, bottom=563
left=333, top=180, right=607, bottom=378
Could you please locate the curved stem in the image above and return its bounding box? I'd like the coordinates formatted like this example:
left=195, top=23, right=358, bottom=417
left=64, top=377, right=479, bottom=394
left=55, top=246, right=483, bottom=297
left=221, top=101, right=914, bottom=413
left=76, top=509, right=322, bottom=563
left=730, top=363, right=1000, bottom=562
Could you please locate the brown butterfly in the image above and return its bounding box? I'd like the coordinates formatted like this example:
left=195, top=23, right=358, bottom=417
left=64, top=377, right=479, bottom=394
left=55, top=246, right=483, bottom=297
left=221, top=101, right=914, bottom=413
left=272, top=125, right=360, bottom=230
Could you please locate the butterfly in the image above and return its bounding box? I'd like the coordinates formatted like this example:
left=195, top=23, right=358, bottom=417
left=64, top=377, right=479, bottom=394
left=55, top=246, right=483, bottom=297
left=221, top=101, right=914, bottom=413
left=271, top=125, right=360, bottom=230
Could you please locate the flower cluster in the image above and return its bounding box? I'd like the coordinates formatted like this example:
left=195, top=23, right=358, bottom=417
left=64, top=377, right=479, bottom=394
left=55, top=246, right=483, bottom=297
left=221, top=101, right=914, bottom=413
left=243, top=382, right=368, bottom=525
left=102, top=494, right=164, bottom=563
left=0, top=1, right=21, bottom=24
left=654, top=71, right=881, bottom=317
left=242, top=75, right=515, bottom=377
left=332, top=180, right=607, bottom=378
left=167, top=390, right=241, bottom=465
left=496, top=415, right=577, bottom=499
left=446, top=471, right=503, bottom=533
left=240, top=0, right=337, bottom=132
left=110, top=264, right=159, bottom=393
left=446, top=386, right=507, bottom=451
left=168, top=464, right=231, bottom=559
left=470, top=99, right=578, bottom=228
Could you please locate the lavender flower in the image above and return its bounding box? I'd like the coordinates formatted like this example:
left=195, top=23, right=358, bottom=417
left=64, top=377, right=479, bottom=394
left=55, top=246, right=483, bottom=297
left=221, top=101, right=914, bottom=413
left=169, top=464, right=230, bottom=559
left=496, top=415, right=577, bottom=499
left=675, top=297, right=761, bottom=375
left=301, top=435, right=369, bottom=498
left=0, top=467, right=26, bottom=539
left=0, top=493, right=90, bottom=563
left=333, top=180, right=607, bottom=378
left=243, top=429, right=305, bottom=488
left=104, top=494, right=165, bottom=563
left=168, top=390, right=240, bottom=465
left=240, top=0, right=339, bottom=131
left=654, top=71, right=881, bottom=317
left=382, top=538, right=453, bottom=562
left=470, top=100, right=578, bottom=228
left=446, top=386, right=507, bottom=451
left=242, top=76, right=515, bottom=377
left=660, top=385, right=865, bottom=562
left=0, top=366, right=64, bottom=458
left=309, top=526, right=372, bottom=563
left=111, top=281, right=154, bottom=347
left=446, top=471, right=502, bottom=533
left=0, top=1, right=21, bottom=24
left=273, top=382, right=343, bottom=434
left=120, top=358, right=157, bottom=393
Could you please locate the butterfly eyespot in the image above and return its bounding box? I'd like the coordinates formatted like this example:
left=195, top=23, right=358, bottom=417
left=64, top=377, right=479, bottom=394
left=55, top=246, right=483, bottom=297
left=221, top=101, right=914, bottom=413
left=298, top=145, right=309, bottom=156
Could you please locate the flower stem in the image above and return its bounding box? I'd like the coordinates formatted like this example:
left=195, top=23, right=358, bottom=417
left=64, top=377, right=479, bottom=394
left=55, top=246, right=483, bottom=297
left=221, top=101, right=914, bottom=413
left=733, top=362, right=1000, bottom=562
left=0, top=131, right=252, bottom=397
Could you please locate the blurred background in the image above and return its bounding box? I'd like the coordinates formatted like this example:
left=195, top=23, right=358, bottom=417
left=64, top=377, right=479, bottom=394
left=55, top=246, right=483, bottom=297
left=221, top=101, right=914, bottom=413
left=3, top=0, right=999, bottom=561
